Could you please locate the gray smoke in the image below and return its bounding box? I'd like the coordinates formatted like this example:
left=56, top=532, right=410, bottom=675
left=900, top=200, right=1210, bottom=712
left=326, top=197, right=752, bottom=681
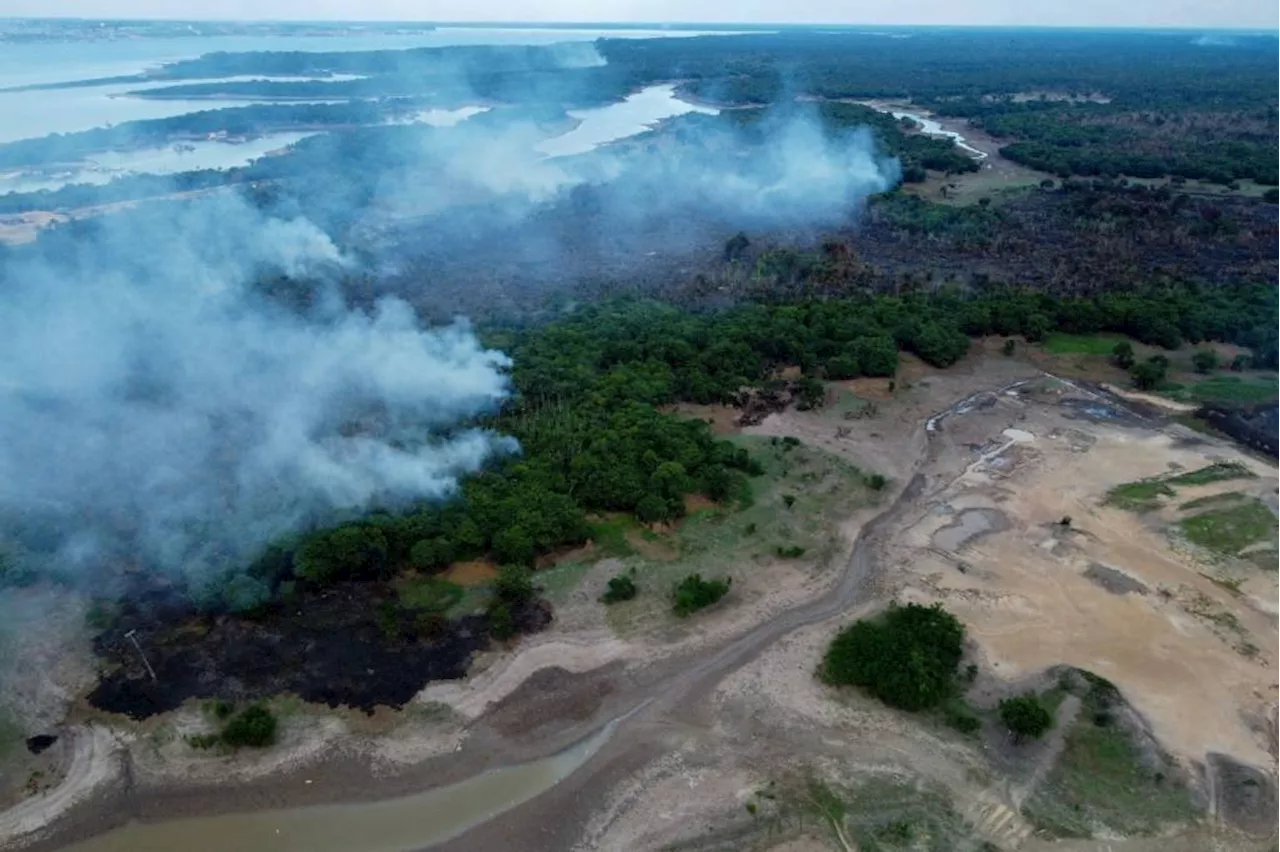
left=0, top=194, right=514, bottom=585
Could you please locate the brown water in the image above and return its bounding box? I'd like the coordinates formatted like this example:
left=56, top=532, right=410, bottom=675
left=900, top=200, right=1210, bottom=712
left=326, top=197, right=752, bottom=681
left=60, top=716, right=622, bottom=852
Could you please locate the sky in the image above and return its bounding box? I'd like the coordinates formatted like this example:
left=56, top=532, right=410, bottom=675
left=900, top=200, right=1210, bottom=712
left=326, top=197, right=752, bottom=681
left=0, top=1, right=1276, bottom=30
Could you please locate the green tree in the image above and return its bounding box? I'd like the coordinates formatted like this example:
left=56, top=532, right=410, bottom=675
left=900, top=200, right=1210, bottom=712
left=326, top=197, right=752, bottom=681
left=601, top=573, right=637, bottom=604
left=820, top=603, right=965, bottom=712
left=492, top=526, right=536, bottom=566
left=1111, top=340, right=1135, bottom=369
left=1191, top=349, right=1219, bottom=373
left=220, top=705, right=277, bottom=748
left=493, top=563, right=535, bottom=605
left=1130, top=357, right=1168, bottom=390
left=998, top=693, right=1054, bottom=741
left=672, top=573, right=731, bottom=616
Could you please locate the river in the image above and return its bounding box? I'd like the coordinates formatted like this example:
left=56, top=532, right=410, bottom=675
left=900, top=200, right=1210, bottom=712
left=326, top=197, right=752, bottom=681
left=880, top=108, right=988, bottom=160
left=535, top=84, right=718, bottom=158
left=58, top=707, right=633, bottom=852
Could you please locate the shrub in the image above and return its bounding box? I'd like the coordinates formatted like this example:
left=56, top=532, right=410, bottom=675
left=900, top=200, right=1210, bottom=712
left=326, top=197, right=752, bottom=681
left=943, top=699, right=981, bottom=734
left=601, top=573, right=637, bottom=604
left=488, top=602, right=515, bottom=639
left=998, top=692, right=1054, bottom=741
left=220, top=705, right=277, bottom=748
left=186, top=733, right=221, bottom=750
left=1130, top=357, right=1167, bottom=390
left=782, top=494, right=796, bottom=509
left=1191, top=349, right=1219, bottom=374
left=672, top=573, right=731, bottom=617
left=1111, top=340, right=1135, bottom=369
left=1002, top=339, right=1016, bottom=356
left=867, top=473, right=887, bottom=491
left=776, top=545, right=806, bottom=558
left=820, top=603, right=965, bottom=712
left=493, top=564, right=534, bottom=605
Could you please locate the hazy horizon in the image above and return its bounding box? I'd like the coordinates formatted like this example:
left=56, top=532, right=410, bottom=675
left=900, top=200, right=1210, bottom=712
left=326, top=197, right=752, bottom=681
left=0, top=2, right=1276, bottom=32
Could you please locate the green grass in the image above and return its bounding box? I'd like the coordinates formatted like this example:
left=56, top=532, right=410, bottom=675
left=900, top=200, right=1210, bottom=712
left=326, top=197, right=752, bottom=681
left=1042, top=332, right=1129, bottom=356
left=603, top=436, right=879, bottom=635
left=1179, top=498, right=1277, bottom=556
left=397, top=576, right=464, bottom=614
left=1104, top=479, right=1175, bottom=511
left=1023, top=718, right=1196, bottom=838
left=0, top=710, right=21, bottom=761
left=1178, top=491, right=1246, bottom=511
left=1243, top=550, right=1278, bottom=571
left=586, top=516, right=638, bottom=558
left=1166, top=461, right=1256, bottom=487
left=1106, top=462, right=1256, bottom=512
left=535, top=561, right=593, bottom=607
left=1165, top=375, right=1278, bottom=405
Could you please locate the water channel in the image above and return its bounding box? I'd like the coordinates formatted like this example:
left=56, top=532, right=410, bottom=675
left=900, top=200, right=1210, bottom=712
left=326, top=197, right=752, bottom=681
left=60, top=711, right=627, bottom=852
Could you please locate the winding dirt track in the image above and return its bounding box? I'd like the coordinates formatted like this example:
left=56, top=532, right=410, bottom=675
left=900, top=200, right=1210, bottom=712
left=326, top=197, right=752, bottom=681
left=438, top=381, right=1028, bottom=851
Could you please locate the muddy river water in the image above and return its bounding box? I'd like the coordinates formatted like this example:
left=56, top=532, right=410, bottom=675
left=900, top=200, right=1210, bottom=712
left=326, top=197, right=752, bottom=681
left=60, top=714, right=624, bottom=852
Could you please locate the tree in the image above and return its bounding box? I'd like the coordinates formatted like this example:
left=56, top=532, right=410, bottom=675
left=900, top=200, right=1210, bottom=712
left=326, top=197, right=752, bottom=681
left=1130, top=357, right=1167, bottom=390
left=1110, top=340, right=1135, bottom=369
left=820, top=603, right=965, bottom=712
left=601, top=573, right=637, bottom=604
left=672, top=573, right=731, bottom=616
left=1191, top=349, right=1219, bottom=374
left=493, top=563, right=535, bottom=606
left=998, top=693, right=1053, bottom=741
left=1002, top=339, right=1016, bottom=356
left=492, top=526, right=536, bottom=566
left=220, top=705, right=277, bottom=748
left=1023, top=313, right=1050, bottom=343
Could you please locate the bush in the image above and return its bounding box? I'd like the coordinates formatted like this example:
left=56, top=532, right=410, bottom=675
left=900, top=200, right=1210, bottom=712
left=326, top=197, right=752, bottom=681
left=1191, top=349, right=1219, bottom=374
left=601, top=573, right=637, bottom=604
left=820, top=603, right=965, bottom=712
left=1002, top=339, right=1016, bottom=356
left=998, top=692, right=1054, bottom=741
left=488, top=601, right=515, bottom=639
left=776, top=545, right=806, bottom=558
left=493, top=564, right=534, bottom=605
left=1130, top=357, right=1167, bottom=390
left=1111, top=340, right=1135, bottom=369
left=943, top=699, right=981, bottom=734
left=220, top=705, right=277, bottom=748
left=867, top=473, right=887, bottom=491
left=672, top=573, right=731, bottom=617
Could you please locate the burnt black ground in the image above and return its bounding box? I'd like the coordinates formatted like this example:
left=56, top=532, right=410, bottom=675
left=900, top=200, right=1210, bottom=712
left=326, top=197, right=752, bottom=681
left=87, top=584, right=551, bottom=719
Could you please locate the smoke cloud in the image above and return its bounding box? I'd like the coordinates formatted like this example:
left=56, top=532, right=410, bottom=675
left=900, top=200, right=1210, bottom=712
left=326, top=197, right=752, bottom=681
left=0, top=48, right=904, bottom=590
left=0, top=195, right=514, bottom=586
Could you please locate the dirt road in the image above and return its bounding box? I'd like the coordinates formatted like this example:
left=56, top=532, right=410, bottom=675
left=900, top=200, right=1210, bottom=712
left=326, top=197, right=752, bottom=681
left=435, top=380, right=1027, bottom=852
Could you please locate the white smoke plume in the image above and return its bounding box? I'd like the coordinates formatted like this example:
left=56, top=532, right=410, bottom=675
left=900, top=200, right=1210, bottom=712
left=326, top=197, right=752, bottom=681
left=0, top=194, right=514, bottom=584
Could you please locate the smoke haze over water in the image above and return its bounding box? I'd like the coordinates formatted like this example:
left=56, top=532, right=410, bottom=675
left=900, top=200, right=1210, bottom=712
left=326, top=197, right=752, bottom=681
left=0, top=196, right=514, bottom=586
left=0, top=49, right=903, bottom=588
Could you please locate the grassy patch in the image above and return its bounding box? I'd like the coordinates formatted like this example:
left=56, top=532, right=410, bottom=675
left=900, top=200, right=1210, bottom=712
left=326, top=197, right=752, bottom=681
left=1042, top=332, right=1129, bottom=356
left=1242, top=550, right=1278, bottom=571
left=586, top=516, right=639, bottom=558
left=396, top=576, right=464, bottom=614
left=1104, top=479, right=1175, bottom=511
left=1024, top=671, right=1196, bottom=838
left=1165, top=461, right=1256, bottom=487
left=604, top=436, right=878, bottom=635
left=535, top=560, right=593, bottom=607
left=1165, top=375, right=1279, bottom=405
left=0, top=710, right=21, bottom=761
left=1105, top=462, right=1256, bottom=512
left=1179, top=498, right=1276, bottom=556
left=768, top=775, right=984, bottom=852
